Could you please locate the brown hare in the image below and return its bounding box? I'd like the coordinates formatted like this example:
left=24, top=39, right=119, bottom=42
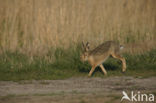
left=81, top=41, right=126, bottom=76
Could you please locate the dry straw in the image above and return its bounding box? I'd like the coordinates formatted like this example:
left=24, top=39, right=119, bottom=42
left=0, top=0, right=155, bottom=55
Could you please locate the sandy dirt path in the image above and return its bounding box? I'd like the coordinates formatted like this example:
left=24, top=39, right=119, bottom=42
left=0, top=76, right=156, bottom=103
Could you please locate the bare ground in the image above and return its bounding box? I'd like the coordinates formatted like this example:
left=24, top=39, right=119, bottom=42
left=0, top=76, right=156, bottom=103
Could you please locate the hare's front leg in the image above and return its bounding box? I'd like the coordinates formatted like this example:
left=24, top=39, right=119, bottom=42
left=100, top=64, right=107, bottom=75
left=88, top=65, right=96, bottom=77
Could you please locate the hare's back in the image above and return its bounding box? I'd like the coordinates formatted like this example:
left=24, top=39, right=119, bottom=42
left=90, top=41, right=118, bottom=55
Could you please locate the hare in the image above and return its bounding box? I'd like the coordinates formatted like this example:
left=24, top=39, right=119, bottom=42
left=81, top=41, right=126, bottom=76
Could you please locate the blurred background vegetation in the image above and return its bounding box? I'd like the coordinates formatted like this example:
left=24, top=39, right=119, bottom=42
left=0, top=0, right=156, bottom=80
left=0, top=0, right=156, bottom=55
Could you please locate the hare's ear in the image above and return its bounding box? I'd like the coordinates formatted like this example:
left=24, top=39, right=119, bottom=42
left=86, top=42, right=90, bottom=49
left=82, top=41, right=85, bottom=49
left=85, top=42, right=90, bottom=51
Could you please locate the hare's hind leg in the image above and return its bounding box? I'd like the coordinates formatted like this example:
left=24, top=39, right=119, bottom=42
left=111, top=53, right=126, bottom=72
left=100, top=64, right=107, bottom=75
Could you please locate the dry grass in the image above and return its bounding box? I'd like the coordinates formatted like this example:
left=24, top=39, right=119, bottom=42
left=0, top=0, right=156, bottom=56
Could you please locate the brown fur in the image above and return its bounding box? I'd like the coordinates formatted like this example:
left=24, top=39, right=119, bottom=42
left=81, top=41, right=126, bottom=76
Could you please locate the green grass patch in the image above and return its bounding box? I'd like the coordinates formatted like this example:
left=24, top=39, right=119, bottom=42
left=0, top=45, right=156, bottom=81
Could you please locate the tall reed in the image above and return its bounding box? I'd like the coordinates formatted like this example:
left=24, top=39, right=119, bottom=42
left=0, top=0, right=155, bottom=55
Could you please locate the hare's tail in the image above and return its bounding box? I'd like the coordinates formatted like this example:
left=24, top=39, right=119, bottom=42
left=120, top=45, right=124, bottom=50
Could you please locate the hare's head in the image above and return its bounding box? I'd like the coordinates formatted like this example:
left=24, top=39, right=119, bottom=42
left=80, top=42, right=90, bottom=62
